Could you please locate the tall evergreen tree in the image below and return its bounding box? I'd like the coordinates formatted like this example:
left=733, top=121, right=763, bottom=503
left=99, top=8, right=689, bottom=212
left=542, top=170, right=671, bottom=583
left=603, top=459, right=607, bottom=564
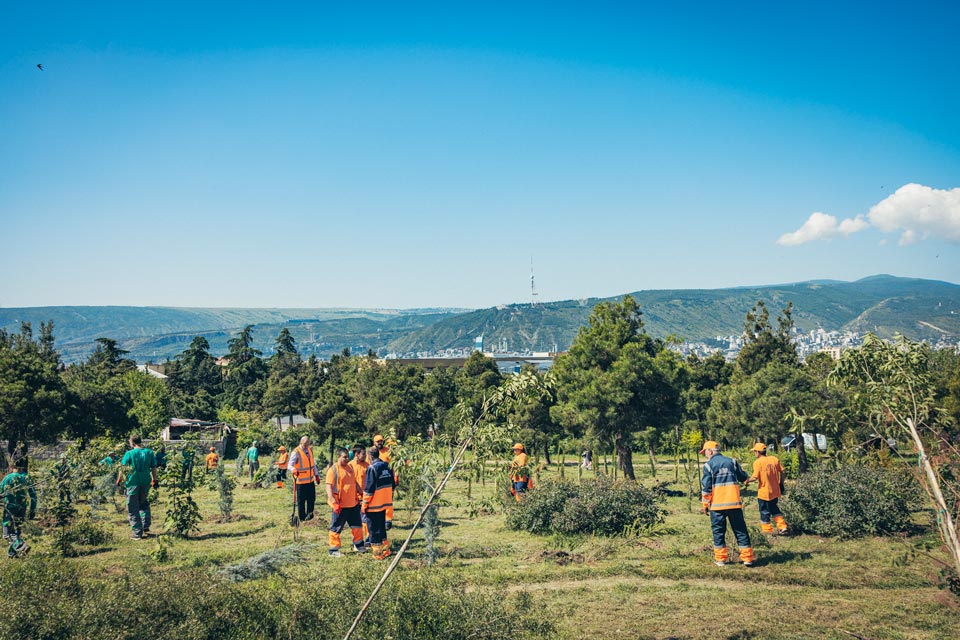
left=551, top=296, right=682, bottom=480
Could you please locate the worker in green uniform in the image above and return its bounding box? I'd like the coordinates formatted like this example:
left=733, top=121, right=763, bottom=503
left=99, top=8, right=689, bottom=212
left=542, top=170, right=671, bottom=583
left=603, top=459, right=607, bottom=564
left=1, top=459, right=37, bottom=558
left=120, top=434, right=159, bottom=540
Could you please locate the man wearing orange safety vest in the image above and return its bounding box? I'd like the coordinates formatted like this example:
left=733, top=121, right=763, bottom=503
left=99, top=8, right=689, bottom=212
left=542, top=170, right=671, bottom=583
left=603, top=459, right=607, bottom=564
left=325, top=448, right=366, bottom=557
left=509, top=443, right=532, bottom=502
left=275, top=446, right=289, bottom=489
left=744, top=442, right=788, bottom=534
left=700, top=440, right=754, bottom=567
left=362, top=446, right=396, bottom=560
left=348, top=445, right=370, bottom=547
left=373, top=434, right=398, bottom=530
left=287, top=436, right=321, bottom=522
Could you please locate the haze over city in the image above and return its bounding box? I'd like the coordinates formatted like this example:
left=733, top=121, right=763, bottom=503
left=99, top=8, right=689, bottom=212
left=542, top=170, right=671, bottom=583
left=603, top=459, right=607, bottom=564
left=1, top=1, right=958, bottom=310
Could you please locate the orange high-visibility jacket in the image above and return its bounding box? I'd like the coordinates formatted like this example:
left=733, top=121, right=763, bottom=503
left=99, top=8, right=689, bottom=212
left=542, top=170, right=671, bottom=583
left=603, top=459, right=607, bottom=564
left=510, top=452, right=529, bottom=483
left=290, top=446, right=318, bottom=485
left=349, top=459, right=369, bottom=493
left=326, top=463, right=359, bottom=509
left=275, top=451, right=289, bottom=468
left=362, top=459, right=395, bottom=513
left=750, top=455, right=785, bottom=500
left=205, top=452, right=219, bottom=469
left=701, top=453, right=748, bottom=511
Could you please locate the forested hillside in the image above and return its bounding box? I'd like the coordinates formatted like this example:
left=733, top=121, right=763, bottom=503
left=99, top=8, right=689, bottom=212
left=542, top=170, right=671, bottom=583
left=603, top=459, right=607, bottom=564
left=2, top=275, right=957, bottom=362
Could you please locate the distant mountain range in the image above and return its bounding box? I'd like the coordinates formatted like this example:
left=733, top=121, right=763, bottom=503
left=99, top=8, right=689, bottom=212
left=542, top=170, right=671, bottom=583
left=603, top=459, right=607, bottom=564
left=1, top=275, right=957, bottom=363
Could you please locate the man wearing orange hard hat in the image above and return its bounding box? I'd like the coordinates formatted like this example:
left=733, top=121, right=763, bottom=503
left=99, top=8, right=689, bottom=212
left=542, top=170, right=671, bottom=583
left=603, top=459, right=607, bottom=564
left=509, top=443, right=533, bottom=502
left=700, top=440, right=754, bottom=567
left=744, top=442, right=788, bottom=534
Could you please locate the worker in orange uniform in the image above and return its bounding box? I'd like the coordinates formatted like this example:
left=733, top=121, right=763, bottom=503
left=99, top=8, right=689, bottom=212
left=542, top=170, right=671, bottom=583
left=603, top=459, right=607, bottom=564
left=325, top=448, right=365, bottom=557
left=509, top=443, right=532, bottom=501
left=362, top=446, right=396, bottom=560
left=744, top=442, right=788, bottom=534
left=275, top=446, right=289, bottom=489
left=348, top=445, right=370, bottom=546
left=287, top=436, right=321, bottom=522
left=204, top=447, right=219, bottom=471
left=373, top=434, right=398, bottom=530
left=700, top=440, right=754, bottom=567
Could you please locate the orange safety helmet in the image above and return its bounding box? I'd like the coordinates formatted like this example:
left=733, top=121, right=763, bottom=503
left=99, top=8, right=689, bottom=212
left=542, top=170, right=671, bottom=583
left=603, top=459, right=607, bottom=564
left=373, top=434, right=385, bottom=444
left=209, top=447, right=216, bottom=452
left=277, top=446, right=286, bottom=452
left=512, top=443, right=525, bottom=452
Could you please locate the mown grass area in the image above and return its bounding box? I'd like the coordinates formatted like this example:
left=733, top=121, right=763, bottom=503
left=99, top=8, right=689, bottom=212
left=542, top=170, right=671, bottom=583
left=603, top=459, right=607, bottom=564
left=10, top=455, right=960, bottom=640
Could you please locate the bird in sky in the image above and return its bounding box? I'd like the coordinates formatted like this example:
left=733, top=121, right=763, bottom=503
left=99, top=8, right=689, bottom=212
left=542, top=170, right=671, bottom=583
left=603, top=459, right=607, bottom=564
left=36, top=64, right=43, bottom=71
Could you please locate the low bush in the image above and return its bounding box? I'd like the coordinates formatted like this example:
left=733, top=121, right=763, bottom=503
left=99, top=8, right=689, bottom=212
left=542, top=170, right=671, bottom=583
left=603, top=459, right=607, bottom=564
left=505, top=475, right=665, bottom=536
left=0, top=556, right=551, bottom=640
left=780, top=463, right=923, bottom=538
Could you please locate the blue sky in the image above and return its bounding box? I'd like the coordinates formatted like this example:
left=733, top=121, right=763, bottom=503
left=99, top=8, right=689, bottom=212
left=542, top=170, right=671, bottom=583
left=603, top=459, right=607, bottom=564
left=1, top=1, right=958, bottom=309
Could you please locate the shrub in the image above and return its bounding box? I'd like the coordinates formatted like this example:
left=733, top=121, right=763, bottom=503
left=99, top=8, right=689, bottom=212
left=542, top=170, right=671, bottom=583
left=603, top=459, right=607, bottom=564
left=0, top=556, right=552, bottom=640
left=781, top=463, right=922, bottom=538
left=506, top=476, right=665, bottom=536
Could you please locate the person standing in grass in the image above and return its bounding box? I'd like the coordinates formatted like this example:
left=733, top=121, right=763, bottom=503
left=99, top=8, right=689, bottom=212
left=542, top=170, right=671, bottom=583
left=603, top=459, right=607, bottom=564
left=325, top=448, right=365, bottom=557
left=509, top=443, right=532, bottom=502
left=348, top=445, right=371, bottom=546
left=246, top=441, right=260, bottom=481
left=700, top=440, right=754, bottom=567
left=744, top=442, right=788, bottom=534
left=373, top=434, right=398, bottom=530
left=121, top=434, right=159, bottom=540
left=288, top=436, right=321, bottom=522
left=205, top=446, right=219, bottom=471
left=362, top=446, right=396, bottom=560
left=1, top=459, right=36, bottom=558
left=274, top=446, right=289, bottom=489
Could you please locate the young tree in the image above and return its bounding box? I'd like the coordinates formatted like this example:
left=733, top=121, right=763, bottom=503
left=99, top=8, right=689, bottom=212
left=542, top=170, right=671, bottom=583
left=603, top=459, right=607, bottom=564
left=832, top=335, right=960, bottom=579
left=263, top=329, right=304, bottom=428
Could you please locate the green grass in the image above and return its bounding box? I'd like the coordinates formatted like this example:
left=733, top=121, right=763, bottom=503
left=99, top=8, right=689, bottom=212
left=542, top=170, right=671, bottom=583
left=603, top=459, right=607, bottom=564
left=12, top=455, right=960, bottom=640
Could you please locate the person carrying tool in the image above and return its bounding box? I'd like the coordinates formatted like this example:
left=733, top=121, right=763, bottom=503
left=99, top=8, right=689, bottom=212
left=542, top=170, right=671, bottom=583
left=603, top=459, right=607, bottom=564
left=205, top=446, right=219, bottom=471
left=700, top=440, right=754, bottom=566
left=287, top=436, right=321, bottom=522
left=1, top=458, right=37, bottom=558
left=509, top=443, right=532, bottom=502
left=325, top=448, right=365, bottom=557
left=348, top=445, right=370, bottom=546
left=246, top=441, right=260, bottom=481
left=744, top=442, right=788, bottom=534
left=274, top=446, right=289, bottom=489
left=120, top=434, right=159, bottom=540
left=362, top=446, right=396, bottom=560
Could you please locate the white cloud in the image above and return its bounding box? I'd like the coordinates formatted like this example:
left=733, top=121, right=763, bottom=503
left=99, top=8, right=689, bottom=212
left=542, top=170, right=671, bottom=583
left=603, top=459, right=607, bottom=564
left=776, top=212, right=867, bottom=246
left=867, top=183, right=960, bottom=243
left=777, top=183, right=960, bottom=246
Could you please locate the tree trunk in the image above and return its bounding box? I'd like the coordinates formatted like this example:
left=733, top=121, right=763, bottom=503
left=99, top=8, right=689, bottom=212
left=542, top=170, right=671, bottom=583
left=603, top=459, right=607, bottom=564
left=615, top=432, right=636, bottom=480
left=647, top=444, right=657, bottom=479
left=543, top=441, right=552, bottom=466
left=907, top=418, right=960, bottom=578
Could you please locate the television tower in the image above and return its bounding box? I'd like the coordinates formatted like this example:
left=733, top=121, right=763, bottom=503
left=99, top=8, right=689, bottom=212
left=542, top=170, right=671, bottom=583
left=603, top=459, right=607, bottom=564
left=530, top=256, right=539, bottom=306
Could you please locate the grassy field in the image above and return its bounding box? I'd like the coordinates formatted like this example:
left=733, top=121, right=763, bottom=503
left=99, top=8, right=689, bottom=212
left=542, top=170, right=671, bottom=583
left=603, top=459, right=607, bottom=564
left=13, top=455, right=960, bottom=640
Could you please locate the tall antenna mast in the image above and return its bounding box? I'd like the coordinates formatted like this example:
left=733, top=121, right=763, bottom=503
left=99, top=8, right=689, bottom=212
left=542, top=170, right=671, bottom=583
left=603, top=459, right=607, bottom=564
left=530, top=256, right=538, bottom=306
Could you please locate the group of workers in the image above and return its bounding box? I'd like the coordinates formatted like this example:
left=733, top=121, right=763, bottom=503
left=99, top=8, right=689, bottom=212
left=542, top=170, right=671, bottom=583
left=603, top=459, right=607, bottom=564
left=2, top=433, right=785, bottom=567
left=700, top=440, right=788, bottom=567
left=285, top=433, right=397, bottom=560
